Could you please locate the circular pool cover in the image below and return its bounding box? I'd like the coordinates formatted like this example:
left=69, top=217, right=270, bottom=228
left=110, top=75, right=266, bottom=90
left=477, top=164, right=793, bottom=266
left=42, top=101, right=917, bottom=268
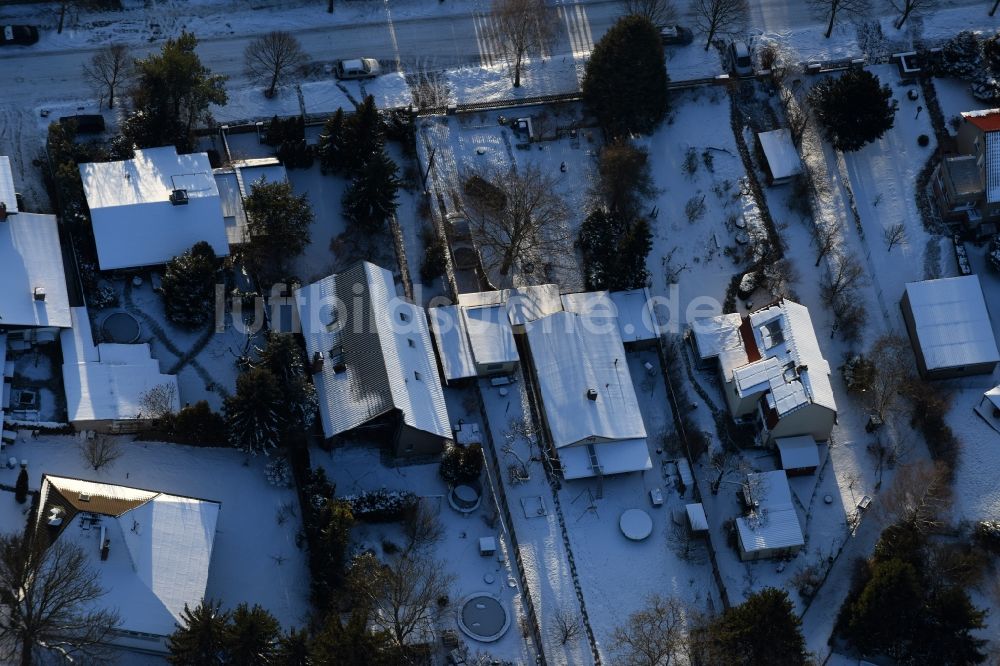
left=101, top=311, right=141, bottom=344
left=457, top=594, right=510, bottom=643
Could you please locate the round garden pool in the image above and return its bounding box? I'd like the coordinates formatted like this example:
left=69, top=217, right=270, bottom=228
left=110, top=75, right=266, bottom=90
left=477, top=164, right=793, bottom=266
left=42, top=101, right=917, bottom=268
left=101, top=311, right=141, bottom=344
left=457, top=594, right=510, bottom=643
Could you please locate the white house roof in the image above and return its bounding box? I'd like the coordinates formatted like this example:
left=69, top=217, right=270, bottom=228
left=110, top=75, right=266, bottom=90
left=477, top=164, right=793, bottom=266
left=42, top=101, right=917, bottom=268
left=557, top=438, right=652, bottom=480
left=985, top=385, right=1000, bottom=410
left=691, top=313, right=749, bottom=372
left=686, top=503, right=709, bottom=531
left=80, top=146, right=230, bottom=270
left=38, top=475, right=218, bottom=638
left=561, top=288, right=660, bottom=344
left=504, top=284, right=563, bottom=327
left=524, top=311, right=651, bottom=478
left=428, top=305, right=477, bottom=382
left=464, top=304, right=519, bottom=367
left=61, top=307, right=180, bottom=422
left=0, top=212, right=71, bottom=328
left=904, top=275, right=1000, bottom=371
left=296, top=262, right=450, bottom=441
left=213, top=157, right=287, bottom=246
left=776, top=435, right=820, bottom=471
left=0, top=156, right=17, bottom=213
left=758, top=129, right=803, bottom=181
left=736, top=470, right=804, bottom=553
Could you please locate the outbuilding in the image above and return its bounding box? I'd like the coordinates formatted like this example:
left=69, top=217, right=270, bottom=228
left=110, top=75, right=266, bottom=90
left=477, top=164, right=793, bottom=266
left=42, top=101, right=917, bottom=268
left=756, top=129, right=803, bottom=186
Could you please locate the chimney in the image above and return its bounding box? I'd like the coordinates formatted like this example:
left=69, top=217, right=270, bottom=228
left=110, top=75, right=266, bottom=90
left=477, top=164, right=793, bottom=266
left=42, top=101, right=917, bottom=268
left=310, top=351, right=324, bottom=375
left=586, top=388, right=599, bottom=401
left=169, top=189, right=189, bottom=206
left=99, top=525, right=110, bottom=561
left=33, top=287, right=45, bottom=302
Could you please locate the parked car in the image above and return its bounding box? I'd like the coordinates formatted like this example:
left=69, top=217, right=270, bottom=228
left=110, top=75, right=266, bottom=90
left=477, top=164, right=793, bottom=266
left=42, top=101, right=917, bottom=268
left=446, top=213, right=481, bottom=271
left=335, top=58, right=381, bottom=80
left=727, top=40, right=753, bottom=77
left=58, top=114, right=106, bottom=134
left=659, top=25, right=693, bottom=46
left=0, top=25, right=38, bottom=46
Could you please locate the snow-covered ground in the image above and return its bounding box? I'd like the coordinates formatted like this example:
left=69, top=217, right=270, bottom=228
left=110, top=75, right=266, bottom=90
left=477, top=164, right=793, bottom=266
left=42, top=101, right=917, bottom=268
left=934, top=76, right=983, bottom=134
left=0, top=434, right=310, bottom=629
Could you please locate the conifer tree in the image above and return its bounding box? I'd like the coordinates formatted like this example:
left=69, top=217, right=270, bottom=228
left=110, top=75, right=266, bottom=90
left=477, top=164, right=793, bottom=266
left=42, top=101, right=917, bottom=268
left=342, top=150, right=400, bottom=232
left=167, top=601, right=230, bottom=666
left=223, top=368, right=284, bottom=455
left=161, top=241, right=219, bottom=329
left=14, top=469, right=28, bottom=504
left=317, top=108, right=346, bottom=174
left=224, top=603, right=280, bottom=666
left=809, top=69, right=897, bottom=151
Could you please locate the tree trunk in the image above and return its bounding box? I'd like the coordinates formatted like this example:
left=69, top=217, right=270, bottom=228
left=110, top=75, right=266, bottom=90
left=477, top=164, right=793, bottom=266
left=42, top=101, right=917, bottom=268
left=825, top=7, right=836, bottom=38
left=58, top=3, right=67, bottom=34
left=268, top=71, right=279, bottom=98
left=895, top=5, right=912, bottom=28
left=19, top=636, right=32, bottom=666
left=513, top=53, right=522, bottom=87
left=108, top=85, right=115, bottom=109
left=991, top=0, right=999, bottom=16
left=328, top=0, right=334, bottom=12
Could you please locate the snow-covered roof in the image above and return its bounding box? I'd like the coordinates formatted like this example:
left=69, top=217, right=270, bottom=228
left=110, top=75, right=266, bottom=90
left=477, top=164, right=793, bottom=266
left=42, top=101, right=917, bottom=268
left=692, top=312, right=749, bottom=371
left=985, top=385, right=1000, bottom=410
left=742, top=300, right=837, bottom=416
left=505, top=284, right=563, bottom=327
left=736, top=470, right=804, bottom=554
left=557, top=438, right=651, bottom=480
left=985, top=131, right=1000, bottom=204
left=61, top=307, right=180, bottom=422
left=757, top=129, right=803, bottom=181
left=776, top=435, right=820, bottom=471
left=213, top=157, right=287, bottom=246
left=0, top=212, right=71, bottom=328
left=942, top=155, right=983, bottom=197
left=524, top=311, right=651, bottom=478
left=80, top=146, right=230, bottom=270
left=561, top=288, right=660, bottom=344
left=464, top=304, right=519, bottom=367
left=0, top=156, right=17, bottom=214
left=295, top=262, right=450, bottom=441
left=686, top=503, right=709, bottom=531
left=428, top=305, right=477, bottom=382
left=38, top=475, right=219, bottom=638
left=904, top=275, right=1000, bottom=371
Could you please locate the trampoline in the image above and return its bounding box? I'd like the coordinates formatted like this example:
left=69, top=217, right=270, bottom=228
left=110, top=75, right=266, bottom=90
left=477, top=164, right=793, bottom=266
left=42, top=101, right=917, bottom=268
left=457, top=594, right=510, bottom=643
left=101, top=311, right=141, bottom=344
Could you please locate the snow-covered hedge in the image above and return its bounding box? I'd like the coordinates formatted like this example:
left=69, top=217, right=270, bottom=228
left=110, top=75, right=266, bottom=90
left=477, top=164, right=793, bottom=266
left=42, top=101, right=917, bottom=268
left=342, top=489, right=418, bottom=523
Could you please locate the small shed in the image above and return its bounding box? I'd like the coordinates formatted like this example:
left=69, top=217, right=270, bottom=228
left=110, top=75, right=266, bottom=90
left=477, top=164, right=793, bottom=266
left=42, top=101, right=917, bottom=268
left=775, top=436, right=820, bottom=476
left=685, top=503, right=709, bottom=533
left=757, top=129, right=803, bottom=186
left=676, top=458, right=695, bottom=491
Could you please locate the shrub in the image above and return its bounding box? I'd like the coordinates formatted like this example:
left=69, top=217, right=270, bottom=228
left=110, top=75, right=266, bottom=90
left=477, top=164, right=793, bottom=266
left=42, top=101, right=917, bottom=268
left=342, top=489, right=419, bottom=523
left=809, top=69, right=898, bottom=151
left=917, top=134, right=930, bottom=147
left=439, top=444, right=484, bottom=486
left=974, top=520, right=1000, bottom=555
left=15, top=468, right=28, bottom=504
left=419, top=230, right=447, bottom=284
left=165, top=400, right=227, bottom=445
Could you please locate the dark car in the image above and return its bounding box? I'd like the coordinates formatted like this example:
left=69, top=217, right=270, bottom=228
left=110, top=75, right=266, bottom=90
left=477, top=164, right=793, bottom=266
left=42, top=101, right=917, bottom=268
left=659, top=25, right=693, bottom=46
left=0, top=25, right=39, bottom=46
left=59, top=114, right=106, bottom=134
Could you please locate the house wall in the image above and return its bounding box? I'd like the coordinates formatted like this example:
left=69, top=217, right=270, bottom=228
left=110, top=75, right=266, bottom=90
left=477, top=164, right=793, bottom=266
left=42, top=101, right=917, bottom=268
left=723, top=377, right=764, bottom=418
left=393, top=422, right=447, bottom=457
left=70, top=418, right=154, bottom=435
left=474, top=360, right=519, bottom=377
left=766, top=405, right=836, bottom=443
left=737, top=533, right=803, bottom=562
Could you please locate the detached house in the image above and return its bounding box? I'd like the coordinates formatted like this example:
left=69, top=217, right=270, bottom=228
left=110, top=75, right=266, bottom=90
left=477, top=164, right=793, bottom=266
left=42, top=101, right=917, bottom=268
left=692, top=299, right=837, bottom=445
left=296, top=262, right=451, bottom=456
left=933, top=109, right=1000, bottom=237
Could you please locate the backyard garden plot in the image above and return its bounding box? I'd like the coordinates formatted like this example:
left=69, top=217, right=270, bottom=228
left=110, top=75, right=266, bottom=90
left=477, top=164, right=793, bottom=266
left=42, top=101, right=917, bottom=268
left=311, top=445, right=535, bottom=665
left=0, top=435, right=310, bottom=629
left=934, top=76, right=983, bottom=133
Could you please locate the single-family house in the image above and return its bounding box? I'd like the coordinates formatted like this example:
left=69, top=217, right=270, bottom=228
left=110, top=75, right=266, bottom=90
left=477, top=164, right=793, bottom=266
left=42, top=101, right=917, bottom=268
left=213, top=156, right=288, bottom=247
left=901, top=275, right=1000, bottom=379
left=428, top=303, right=519, bottom=383
left=756, top=129, right=803, bottom=186
left=932, top=109, right=1000, bottom=237
left=61, top=307, right=180, bottom=433
left=736, top=470, right=804, bottom=561
left=523, top=311, right=652, bottom=480
left=35, top=474, right=219, bottom=654
left=692, top=299, right=837, bottom=444
left=295, top=262, right=451, bottom=456
left=80, top=146, right=230, bottom=270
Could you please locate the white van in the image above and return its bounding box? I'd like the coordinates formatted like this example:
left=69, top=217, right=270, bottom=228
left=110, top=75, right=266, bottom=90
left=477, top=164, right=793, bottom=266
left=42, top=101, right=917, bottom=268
left=335, top=58, right=381, bottom=80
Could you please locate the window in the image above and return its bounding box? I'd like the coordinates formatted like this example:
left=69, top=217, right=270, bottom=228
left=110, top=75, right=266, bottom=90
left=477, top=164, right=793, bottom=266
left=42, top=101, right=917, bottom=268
left=399, top=311, right=409, bottom=323
left=414, top=371, right=422, bottom=381
left=485, top=363, right=504, bottom=371
left=408, top=338, right=416, bottom=348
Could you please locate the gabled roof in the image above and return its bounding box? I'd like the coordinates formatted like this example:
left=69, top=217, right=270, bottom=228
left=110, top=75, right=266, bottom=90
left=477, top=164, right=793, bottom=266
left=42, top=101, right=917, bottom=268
left=963, top=108, right=1000, bottom=133
left=296, top=262, right=450, bottom=441
left=757, top=129, right=803, bottom=181
left=904, top=275, right=1000, bottom=370
left=0, top=212, right=71, bottom=328
left=37, top=475, right=219, bottom=638
left=80, top=146, right=230, bottom=270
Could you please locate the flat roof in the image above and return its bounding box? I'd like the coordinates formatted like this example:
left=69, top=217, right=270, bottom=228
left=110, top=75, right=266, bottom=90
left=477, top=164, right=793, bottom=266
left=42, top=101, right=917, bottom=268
left=464, top=304, right=519, bottom=367
left=904, top=275, right=1000, bottom=370
left=757, top=129, right=803, bottom=181
left=0, top=212, right=71, bottom=328
left=561, top=288, right=660, bottom=344
left=776, top=435, right=820, bottom=470
left=686, top=503, right=709, bottom=531
left=735, top=470, right=804, bottom=553
left=428, top=305, right=477, bottom=382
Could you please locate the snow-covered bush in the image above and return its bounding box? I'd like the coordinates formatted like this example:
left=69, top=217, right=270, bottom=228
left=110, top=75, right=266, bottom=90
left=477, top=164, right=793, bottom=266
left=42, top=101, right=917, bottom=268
left=343, top=489, right=418, bottom=523
left=937, top=31, right=983, bottom=80
left=439, top=444, right=484, bottom=486
left=265, top=456, right=292, bottom=488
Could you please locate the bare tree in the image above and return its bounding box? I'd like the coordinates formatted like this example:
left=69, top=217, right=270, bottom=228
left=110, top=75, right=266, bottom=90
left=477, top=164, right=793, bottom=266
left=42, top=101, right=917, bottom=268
left=0, top=532, right=120, bottom=666
left=808, top=0, right=872, bottom=38
left=139, top=382, right=177, bottom=420
left=79, top=435, right=123, bottom=472
left=464, top=165, right=572, bottom=285
left=244, top=31, right=307, bottom=98
left=889, top=0, right=937, bottom=28
left=692, top=0, right=750, bottom=50
left=883, top=222, right=907, bottom=252
left=876, top=460, right=952, bottom=532
left=811, top=221, right=839, bottom=266
left=821, top=252, right=867, bottom=307
left=864, top=334, right=914, bottom=421
left=402, top=501, right=445, bottom=554
left=761, top=258, right=799, bottom=299
left=352, top=549, right=455, bottom=648
left=82, top=44, right=131, bottom=110
left=992, top=0, right=1000, bottom=17
left=610, top=594, right=688, bottom=666
left=620, top=0, right=677, bottom=26
left=492, top=0, right=554, bottom=88
left=551, top=608, right=584, bottom=645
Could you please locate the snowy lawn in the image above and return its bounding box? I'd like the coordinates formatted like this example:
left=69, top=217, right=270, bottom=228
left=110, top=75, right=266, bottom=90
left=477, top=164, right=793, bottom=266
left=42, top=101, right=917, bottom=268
left=0, top=435, right=310, bottom=629
left=934, top=76, right=983, bottom=134
left=312, top=444, right=535, bottom=665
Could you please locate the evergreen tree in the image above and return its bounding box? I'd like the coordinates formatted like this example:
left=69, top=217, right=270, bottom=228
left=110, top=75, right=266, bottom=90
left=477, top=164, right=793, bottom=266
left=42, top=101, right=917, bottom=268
left=223, top=368, right=284, bottom=455
left=224, top=603, right=281, bottom=666
left=127, top=31, right=228, bottom=151
left=696, top=588, right=807, bottom=666
left=845, top=558, right=923, bottom=659
left=342, top=96, right=385, bottom=174
left=310, top=610, right=398, bottom=665
left=310, top=499, right=355, bottom=610
left=582, top=15, right=669, bottom=137
left=161, top=241, right=219, bottom=329
left=808, top=69, right=897, bottom=152
left=167, top=601, right=230, bottom=666
left=342, top=150, right=400, bottom=232
left=275, top=627, right=311, bottom=666
left=578, top=209, right=652, bottom=291
left=317, top=108, right=347, bottom=174
left=939, top=31, right=983, bottom=80
left=167, top=400, right=228, bottom=445
left=257, top=332, right=317, bottom=431
left=14, top=468, right=28, bottom=504
left=596, top=141, right=657, bottom=218
left=615, top=216, right=653, bottom=290
left=243, top=179, right=314, bottom=284
left=914, top=586, right=989, bottom=665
